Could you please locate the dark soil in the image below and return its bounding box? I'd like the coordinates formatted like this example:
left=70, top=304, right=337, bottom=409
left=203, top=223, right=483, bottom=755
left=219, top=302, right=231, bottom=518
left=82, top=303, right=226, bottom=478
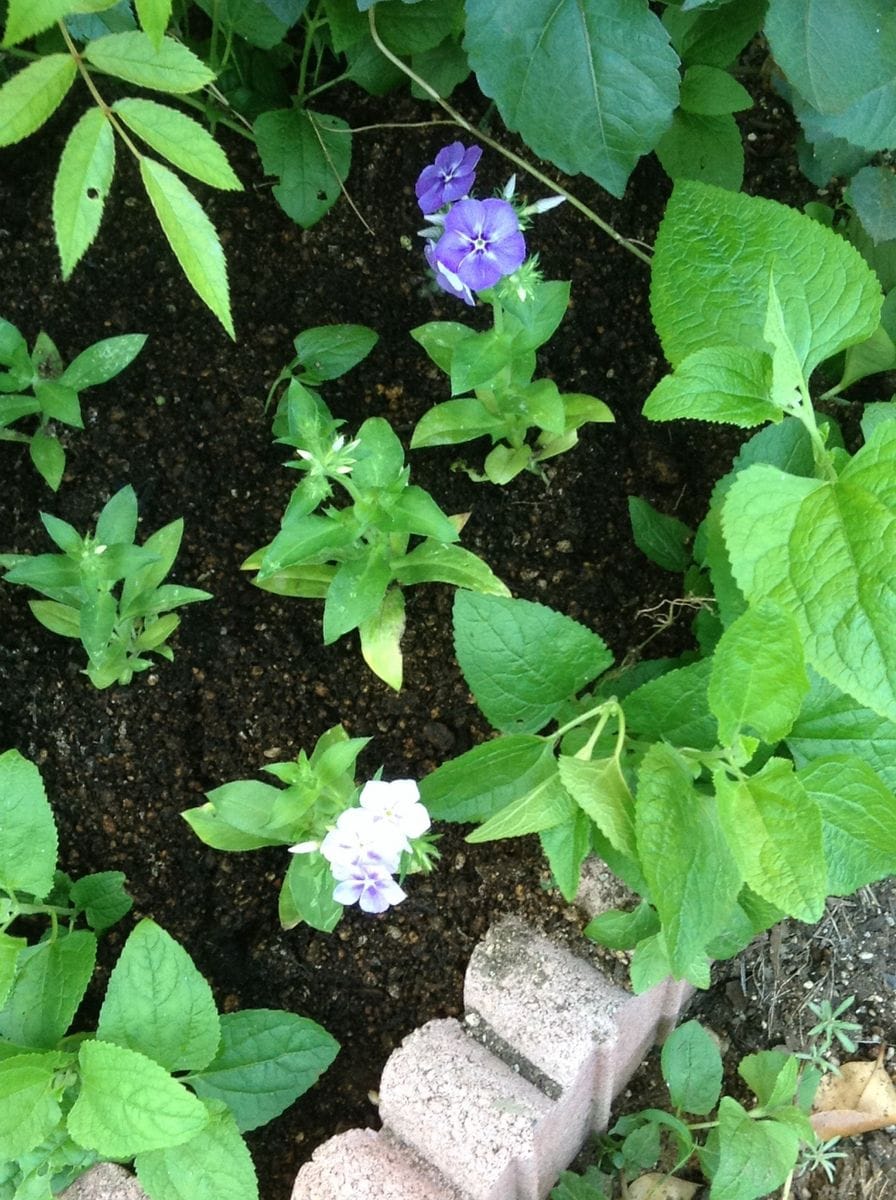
left=0, top=60, right=893, bottom=1200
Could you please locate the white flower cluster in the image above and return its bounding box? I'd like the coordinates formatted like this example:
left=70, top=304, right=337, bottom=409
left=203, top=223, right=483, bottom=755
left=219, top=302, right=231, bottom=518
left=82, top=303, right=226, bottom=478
left=290, top=779, right=430, bottom=914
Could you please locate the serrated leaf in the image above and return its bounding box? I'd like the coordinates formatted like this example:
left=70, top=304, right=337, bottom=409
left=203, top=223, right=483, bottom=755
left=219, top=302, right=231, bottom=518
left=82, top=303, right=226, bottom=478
left=624, top=657, right=717, bottom=749
left=69, top=871, right=132, bottom=932
left=3, top=0, right=117, bottom=47
left=0, top=56, right=77, bottom=148
left=663, top=0, right=764, bottom=69
left=661, top=1020, right=722, bottom=1116
left=558, top=753, right=636, bottom=859
left=466, top=769, right=576, bottom=841
left=52, top=106, right=116, bottom=279
left=708, top=599, right=809, bottom=745
left=799, top=755, right=896, bottom=895
left=711, top=1096, right=801, bottom=1200
left=254, top=108, right=350, bottom=229
left=136, top=0, right=173, bottom=47
left=722, top=423, right=896, bottom=722
left=420, top=735, right=557, bottom=823
left=654, top=110, right=744, bottom=191
left=0, top=930, right=96, bottom=1047
left=69, top=1039, right=209, bottom=1157
left=464, top=0, right=680, bottom=198
left=135, top=1099, right=258, bottom=1200
left=651, top=182, right=883, bottom=376
left=539, top=810, right=592, bottom=901
left=644, top=346, right=778, bottom=428
left=84, top=32, right=215, bottom=94
left=185, top=1009, right=338, bottom=1132
left=847, top=164, right=896, bottom=245
left=714, top=758, right=827, bottom=922
left=0, top=1052, right=67, bottom=1160
left=679, top=64, right=752, bottom=115
left=113, top=99, right=240, bottom=190
left=139, top=157, right=234, bottom=338
left=636, top=744, right=742, bottom=976
left=453, top=592, right=613, bottom=733
left=97, top=920, right=220, bottom=1073
left=0, top=749, right=58, bottom=900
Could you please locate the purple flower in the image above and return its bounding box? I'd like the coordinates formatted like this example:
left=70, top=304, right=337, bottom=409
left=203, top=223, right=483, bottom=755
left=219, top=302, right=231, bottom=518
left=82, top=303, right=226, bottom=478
left=425, top=241, right=474, bottom=306
left=416, top=142, right=482, bottom=214
left=331, top=859, right=407, bottom=914
left=434, top=199, right=526, bottom=293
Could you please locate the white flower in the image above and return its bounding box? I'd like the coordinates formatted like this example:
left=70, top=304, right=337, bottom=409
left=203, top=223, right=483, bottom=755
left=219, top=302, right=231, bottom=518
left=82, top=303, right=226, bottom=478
left=359, top=778, right=430, bottom=842
left=320, top=805, right=405, bottom=873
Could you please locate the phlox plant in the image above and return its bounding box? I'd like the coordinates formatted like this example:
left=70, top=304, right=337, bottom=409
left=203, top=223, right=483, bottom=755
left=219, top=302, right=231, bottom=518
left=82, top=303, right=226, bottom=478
left=410, top=143, right=613, bottom=484
left=420, top=181, right=896, bottom=995
left=0, top=320, right=145, bottom=490
left=181, top=724, right=439, bottom=933
left=243, top=325, right=508, bottom=690
left=0, top=749, right=338, bottom=1200
left=0, top=484, right=211, bottom=687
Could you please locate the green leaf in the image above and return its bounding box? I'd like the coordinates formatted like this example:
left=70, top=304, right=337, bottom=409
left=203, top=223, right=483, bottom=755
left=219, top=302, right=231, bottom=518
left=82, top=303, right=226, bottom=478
left=499, top=281, right=571, bottom=353
left=52, top=107, right=116, bottom=280
left=139, top=157, right=234, bottom=338
left=135, top=0, right=173, bottom=47
left=387, top=486, right=458, bottom=542
left=0, top=1051, right=67, bottom=1160
left=679, top=64, right=752, bottom=115
left=289, top=324, right=378, bottom=383
left=254, top=108, right=350, bottom=229
left=28, top=430, right=65, bottom=490
left=95, top=483, right=138, bottom=545
left=539, top=810, right=592, bottom=902
left=799, top=755, right=896, bottom=895
left=656, top=110, right=744, bottom=191
left=359, top=586, right=404, bottom=691
left=3, top=0, right=121, bottom=45
left=624, top=657, right=717, bottom=750
left=69, top=871, right=132, bottom=932
left=391, top=540, right=510, bottom=595
left=135, top=1100, right=258, bottom=1200
left=453, top=592, right=613, bottom=733
left=0, top=931, right=96, bottom=1048
left=714, top=757, right=827, bottom=922
left=278, top=853, right=343, bottom=933
left=739, top=1050, right=798, bottom=1110
left=708, top=600, right=809, bottom=745
left=558, top=754, right=636, bottom=860
left=663, top=0, right=764, bottom=68
left=464, top=0, right=680, bottom=198
left=722, top=423, right=896, bottom=722
left=188, top=779, right=296, bottom=847
left=322, top=550, right=392, bottom=643
left=484, top=443, right=533, bottom=485
left=0, top=749, right=58, bottom=901
left=466, top=770, right=576, bottom=842
left=584, top=901, right=659, bottom=951
left=787, top=669, right=896, bottom=791
left=644, top=346, right=778, bottom=428
left=651, top=182, right=883, bottom=376
left=847, top=164, right=896, bottom=245
left=628, top=496, right=692, bottom=572
left=550, top=1166, right=611, bottom=1200
left=97, top=920, right=220, bottom=1073
left=192, top=0, right=306, bottom=50
left=113, top=99, right=240, bottom=190
left=0, top=56, right=77, bottom=148
left=661, top=1020, right=722, bottom=1115
left=0, top=932, right=26, bottom=1010
left=61, top=333, right=147, bottom=391
left=410, top=321, right=470, bottom=373
left=185, top=1009, right=339, bottom=1132
left=68, top=1039, right=209, bottom=1157
left=636, top=744, right=742, bottom=976
left=29, top=599, right=80, bottom=639
left=84, top=31, right=215, bottom=93
left=410, top=397, right=498, bottom=449
left=420, top=735, right=558, bottom=824
left=710, top=1096, right=801, bottom=1200
left=449, top=330, right=512, bottom=396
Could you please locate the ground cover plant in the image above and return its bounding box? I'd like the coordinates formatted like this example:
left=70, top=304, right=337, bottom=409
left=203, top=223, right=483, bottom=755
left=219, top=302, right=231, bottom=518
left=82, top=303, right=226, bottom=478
left=0, top=2, right=895, bottom=1198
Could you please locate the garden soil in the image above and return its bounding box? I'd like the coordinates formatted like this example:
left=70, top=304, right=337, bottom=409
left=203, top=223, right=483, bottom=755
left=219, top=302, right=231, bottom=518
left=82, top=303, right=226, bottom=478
left=0, top=68, right=894, bottom=1200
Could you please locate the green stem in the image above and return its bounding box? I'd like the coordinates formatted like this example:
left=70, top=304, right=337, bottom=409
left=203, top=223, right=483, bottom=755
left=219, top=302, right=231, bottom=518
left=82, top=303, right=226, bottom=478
left=58, top=23, right=144, bottom=161
left=367, top=9, right=652, bottom=266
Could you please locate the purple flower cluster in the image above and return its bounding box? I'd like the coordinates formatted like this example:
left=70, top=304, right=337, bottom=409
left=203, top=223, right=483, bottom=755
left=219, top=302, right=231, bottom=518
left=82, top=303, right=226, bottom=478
left=416, top=142, right=526, bottom=305
left=290, top=779, right=430, bottom=914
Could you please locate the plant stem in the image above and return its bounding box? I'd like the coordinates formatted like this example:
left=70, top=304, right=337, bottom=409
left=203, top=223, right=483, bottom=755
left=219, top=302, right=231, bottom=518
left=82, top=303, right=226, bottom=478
left=58, top=22, right=144, bottom=161
left=367, top=9, right=652, bottom=266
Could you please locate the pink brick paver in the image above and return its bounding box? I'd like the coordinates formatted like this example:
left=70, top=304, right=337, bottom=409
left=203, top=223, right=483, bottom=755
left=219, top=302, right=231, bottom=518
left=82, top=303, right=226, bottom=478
left=290, top=1127, right=471, bottom=1200
left=61, top=1164, right=146, bottom=1200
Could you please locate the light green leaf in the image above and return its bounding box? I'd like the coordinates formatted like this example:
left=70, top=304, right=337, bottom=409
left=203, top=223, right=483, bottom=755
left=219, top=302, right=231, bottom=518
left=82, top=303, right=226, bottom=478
left=636, top=744, right=742, bottom=976
left=0, top=749, right=57, bottom=901
left=558, top=753, right=636, bottom=859
left=644, top=345, right=779, bottom=428
left=539, top=810, right=591, bottom=902
left=739, top=1050, right=799, bottom=1111
left=52, top=107, right=116, bottom=279
left=0, top=56, right=77, bottom=148
left=708, top=600, right=809, bottom=745
left=799, top=756, right=896, bottom=895
left=651, top=182, right=883, bottom=375
left=68, top=1039, right=209, bottom=1157
left=661, top=1020, right=722, bottom=1116
left=0, top=1052, right=67, bottom=1160
left=466, top=770, right=576, bottom=841
left=61, top=333, right=146, bottom=391
left=135, top=0, right=173, bottom=47
left=655, top=110, right=744, bottom=191
left=411, top=397, right=498, bottom=448
left=289, top=324, right=378, bottom=383
left=453, top=592, right=613, bottom=733
left=185, top=1009, right=339, bottom=1132
left=464, top=0, right=680, bottom=198
left=710, top=1096, right=801, bottom=1200
left=722, top=423, right=896, bottom=721
left=139, top=157, right=234, bottom=338
left=3, top=0, right=117, bottom=46
left=84, top=32, right=215, bottom=94
left=69, top=870, right=132, bottom=933
left=787, top=669, right=896, bottom=791
left=95, top=482, right=138, bottom=545
left=391, top=541, right=509, bottom=595
left=113, top=98, right=240, bottom=190
left=29, top=600, right=81, bottom=639
left=714, top=758, right=827, bottom=922
left=278, top=853, right=342, bottom=934
left=135, top=1100, right=257, bottom=1200
left=30, top=430, right=68, bottom=488
left=322, top=551, right=392, bottom=644
left=359, top=587, right=404, bottom=691
left=254, top=108, right=350, bottom=229
left=420, top=735, right=558, bottom=824
left=97, top=919, right=220, bottom=1073
left=0, top=932, right=26, bottom=1010
left=624, top=657, right=717, bottom=750
left=0, top=931, right=96, bottom=1047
